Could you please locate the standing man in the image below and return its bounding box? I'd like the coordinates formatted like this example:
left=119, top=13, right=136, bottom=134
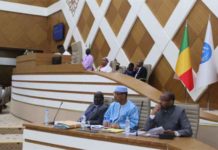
left=144, top=91, right=192, bottom=137
left=135, top=60, right=147, bottom=81
left=103, top=86, right=139, bottom=129
left=82, top=48, right=94, bottom=71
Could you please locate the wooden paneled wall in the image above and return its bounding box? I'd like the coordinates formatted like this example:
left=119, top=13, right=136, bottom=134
left=105, top=0, right=130, bottom=36
left=148, top=0, right=218, bottom=109
left=47, top=11, right=69, bottom=52
left=123, top=18, right=154, bottom=63
left=92, top=29, right=110, bottom=66
left=0, top=6, right=67, bottom=86
left=0, top=11, right=48, bottom=50
left=0, top=10, right=68, bottom=52
left=147, top=0, right=179, bottom=27
left=4, top=0, right=58, bottom=7
left=77, top=3, right=94, bottom=42
left=74, top=0, right=218, bottom=109
left=0, top=0, right=218, bottom=108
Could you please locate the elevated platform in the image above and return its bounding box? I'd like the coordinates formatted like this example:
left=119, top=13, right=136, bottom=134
left=10, top=54, right=218, bottom=149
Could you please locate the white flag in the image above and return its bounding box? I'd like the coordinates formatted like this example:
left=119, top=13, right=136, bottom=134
left=196, top=20, right=218, bottom=89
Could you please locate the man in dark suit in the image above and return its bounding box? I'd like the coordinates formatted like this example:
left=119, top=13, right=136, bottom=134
left=144, top=92, right=192, bottom=137
left=135, top=60, right=147, bottom=81
left=79, top=91, right=108, bottom=125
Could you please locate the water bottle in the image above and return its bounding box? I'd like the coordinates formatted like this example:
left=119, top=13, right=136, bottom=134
left=81, top=115, right=86, bottom=130
left=125, top=117, right=130, bottom=136
left=44, top=109, right=49, bottom=126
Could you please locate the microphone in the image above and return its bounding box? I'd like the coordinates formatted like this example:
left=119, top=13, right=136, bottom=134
left=136, top=101, right=144, bottom=136
left=51, top=101, right=63, bottom=125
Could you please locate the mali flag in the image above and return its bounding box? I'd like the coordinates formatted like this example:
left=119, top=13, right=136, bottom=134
left=175, top=24, right=194, bottom=91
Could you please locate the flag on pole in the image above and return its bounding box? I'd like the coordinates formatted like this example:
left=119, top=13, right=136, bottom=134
left=196, top=19, right=217, bottom=89
left=175, top=23, right=194, bottom=91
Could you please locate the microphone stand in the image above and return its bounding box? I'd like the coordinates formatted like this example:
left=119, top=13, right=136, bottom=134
left=136, top=101, right=143, bottom=136
left=51, top=101, right=63, bottom=125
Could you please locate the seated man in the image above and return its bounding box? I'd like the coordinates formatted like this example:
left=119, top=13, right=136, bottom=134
left=135, top=60, right=147, bottom=81
left=57, top=44, right=65, bottom=54
left=96, top=57, right=112, bottom=72
left=124, top=62, right=136, bottom=77
left=144, top=92, right=192, bottom=137
left=79, top=91, right=108, bottom=125
left=103, top=86, right=139, bottom=130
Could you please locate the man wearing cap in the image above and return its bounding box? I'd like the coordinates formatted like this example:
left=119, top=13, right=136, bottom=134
left=103, top=86, right=139, bottom=129
left=144, top=91, right=192, bottom=137
left=96, top=57, right=112, bottom=72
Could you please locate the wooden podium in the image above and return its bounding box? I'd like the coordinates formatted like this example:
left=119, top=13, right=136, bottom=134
left=16, top=53, right=71, bottom=67
left=14, top=53, right=84, bottom=74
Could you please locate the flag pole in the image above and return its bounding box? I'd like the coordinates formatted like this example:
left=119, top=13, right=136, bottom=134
left=206, top=87, right=211, bottom=110
left=185, top=19, right=190, bottom=103
left=184, top=86, right=188, bottom=104
left=185, top=19, right=188, bottom=104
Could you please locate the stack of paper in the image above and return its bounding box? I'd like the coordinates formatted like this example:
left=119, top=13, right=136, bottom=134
left=145, top=126, right=164, bottom=137
left=103, top=128, right=124, bottom=133
left=54, top=121, right=81, bottom=129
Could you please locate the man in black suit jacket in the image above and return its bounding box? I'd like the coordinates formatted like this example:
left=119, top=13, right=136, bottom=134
left=135, top=60, right=147, bottom=81
left=144, top=92, right=192, bottom=137
left=79, top=91, right=108, bottom=125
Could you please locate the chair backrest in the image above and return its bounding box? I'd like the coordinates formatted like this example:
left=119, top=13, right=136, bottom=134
left=143, top=64, right=152, bottom=83
left=129, top=96, right=150, bottom=129
left=71, top=41, right=82, bottom=64
left=175, top=103, right=199, bottom=138
left=0, top=85, right=2, bottom=98
left=104, top=96, right=113, bottom=105
left=104, top=96, right=150, bottom=129
left=1, top=86, right=11, bottom=105
left=118, top=66, right=126, bottom=74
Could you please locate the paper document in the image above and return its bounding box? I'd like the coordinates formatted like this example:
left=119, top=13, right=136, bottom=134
left=90, top=125, right=104, bottom=130
left=145, top=126, right=164, bottom=137
left=103, top=128, right=124, bottom=133
left=54, top=121, right=81, bottom=129
left=129, top=130, right=146, bottom=136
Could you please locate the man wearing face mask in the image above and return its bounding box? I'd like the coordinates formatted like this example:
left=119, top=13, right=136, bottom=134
left=79, top=91, right=108, bottom=125
left=144, top=91, right=192, bottom=137
left=103, top=86, right=139, bottom=129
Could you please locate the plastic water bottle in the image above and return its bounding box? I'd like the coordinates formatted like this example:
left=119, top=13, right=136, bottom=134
left=81, top=115, right=86, bottom=130
left=44, top=109, right=49, bottom=126
left=125, top=117, right=130, bottom=136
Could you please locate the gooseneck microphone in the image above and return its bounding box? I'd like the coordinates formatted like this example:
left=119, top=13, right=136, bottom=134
left=51, top=101, right=64, bottom=124
left=136, top=101, right=144, bottom=136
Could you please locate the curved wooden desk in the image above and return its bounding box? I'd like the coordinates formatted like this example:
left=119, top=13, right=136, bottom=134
left=12, top=54, right=218, bottom=123
left=23, top=123, right=215, bottom=150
